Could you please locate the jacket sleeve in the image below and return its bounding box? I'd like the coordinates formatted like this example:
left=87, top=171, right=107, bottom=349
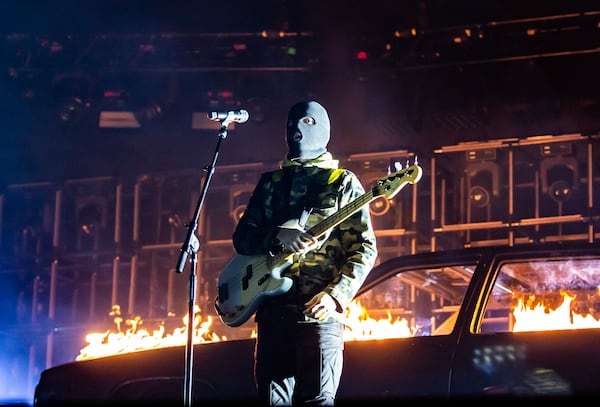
left=231, top=173, right=278, bottom=256
left=325, top=172, right=378, bottom=311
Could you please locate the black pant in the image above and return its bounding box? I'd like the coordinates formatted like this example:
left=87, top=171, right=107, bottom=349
left=254, top=318, right=345, bottom=406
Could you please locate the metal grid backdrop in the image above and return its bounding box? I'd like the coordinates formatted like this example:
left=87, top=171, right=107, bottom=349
left=0, top=133, right=598, bottom=394
left=430, top=132, right=600, bottom=251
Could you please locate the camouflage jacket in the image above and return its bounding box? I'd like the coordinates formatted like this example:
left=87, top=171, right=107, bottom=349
left=232, top=153, right=378, bottom=322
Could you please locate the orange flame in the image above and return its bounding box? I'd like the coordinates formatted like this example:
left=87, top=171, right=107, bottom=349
left=78, top=290, right=600, bottom=361
left=342, top=300, right=413, bottom=341
left=512, top=290, right=600, bottom=332
left=77, top=300, right=412, bottom=361
left=76, top=305, right=225, bottom=361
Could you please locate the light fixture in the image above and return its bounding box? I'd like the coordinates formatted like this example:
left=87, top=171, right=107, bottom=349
left=57, top=96, right=89, bottom=125
left=98, top=89, right=138, bottom=128
left=469, top=185, right=490, bottom=208
left=52, top=73, right=92, bottom=126
left=229, top=184, right=254, bottom=223
left=167, top=212, right=181, bottom=228
left=465, top=161, right=500, bottom=211
left=97, top=87, right=162, bottom=129
left=98, top=104, right=162, bottom=129
left=540, top=156, right=578, bottom=204
left=99, top=111, right=141, bottom=128
left=370, top=197, right=391, bottom=217
left=548, top=180, right=573, bottom=203
left=75, top=196, right=107, bottom=251
left=76, top=201, right=105, bottom=236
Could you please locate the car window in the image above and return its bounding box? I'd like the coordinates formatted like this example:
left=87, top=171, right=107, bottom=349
left=480, top=256, right=600, bottom=333
left=346, top=263, right=476, bottom=340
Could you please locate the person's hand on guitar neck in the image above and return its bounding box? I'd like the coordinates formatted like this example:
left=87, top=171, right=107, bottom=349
left=275, top=225, right=318, bottom=255
left=274, top=210, right=317, bottom=255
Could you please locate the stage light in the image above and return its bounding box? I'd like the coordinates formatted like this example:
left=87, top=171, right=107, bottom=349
left=548, top=180, right=572, bottom=203
left=103, top=90, right=124, bottom=98
left=76, top=200, right=105, bottom=236
left=469, top=185, right=490, bottom=208
left=356, top=51, right=368, bottom=60
left=231, top=205, right=246, bottom=222
left=98, top=90, right=162, bottom=129
left=393, top=29, right=413, bottom=38
left=370, top=197, right=391, bottom=217
left=99, top=111, right=141, bottom=128
left=465, top=161, right=500, bottom=216
left=167, top=212, right=181, bottom=228
left=229, top=184, right=254, bottom=223
left=75, top=197, right=107, bottom=251
left=57, top=96, right=88, bottom=124
left=540, top=155, right=578, bottom=204
left=98, top=88, right=139, bottom=128
left=52, top=74, right=92, bottom=125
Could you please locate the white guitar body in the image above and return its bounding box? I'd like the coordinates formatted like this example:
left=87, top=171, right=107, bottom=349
left=216, top=252, right=294, bottom=327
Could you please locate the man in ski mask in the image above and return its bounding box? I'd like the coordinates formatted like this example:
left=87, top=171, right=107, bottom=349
left=231, top=100, right=378, bottom=405
left=286, top=100, right=331, bottom=161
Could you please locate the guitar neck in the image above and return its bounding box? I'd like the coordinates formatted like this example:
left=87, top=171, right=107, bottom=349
left=269, top=165, right=421, bottom=266
left=306, top=189, right=375, bottom=238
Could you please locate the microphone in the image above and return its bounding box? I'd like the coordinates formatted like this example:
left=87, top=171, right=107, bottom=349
left=208, top=109, right=249, bottom=123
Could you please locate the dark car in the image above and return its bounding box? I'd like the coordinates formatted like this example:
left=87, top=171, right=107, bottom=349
left=33, top=241, right=600, bottom=405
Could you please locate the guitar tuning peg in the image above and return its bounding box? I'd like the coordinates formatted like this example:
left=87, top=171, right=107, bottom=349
left=393, top=161, right=402, bottom=172
left=414, top=155, right=419, bottom=165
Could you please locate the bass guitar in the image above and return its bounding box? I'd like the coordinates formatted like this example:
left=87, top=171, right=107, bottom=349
left=215, top=163, right=423, bottom=327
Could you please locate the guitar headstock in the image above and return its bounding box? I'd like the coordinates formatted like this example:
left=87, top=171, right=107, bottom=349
left=372, top=163, right=423, bottom=199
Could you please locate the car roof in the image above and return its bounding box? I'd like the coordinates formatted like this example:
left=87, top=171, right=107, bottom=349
left=359, top=240, right=600, bottom=296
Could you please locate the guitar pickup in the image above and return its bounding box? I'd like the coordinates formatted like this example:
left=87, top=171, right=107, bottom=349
left=257, top=274, right=271, bottom=286
left=242, top=266, right=253, bottom=290
left=218, top=284, right=229, bottom=302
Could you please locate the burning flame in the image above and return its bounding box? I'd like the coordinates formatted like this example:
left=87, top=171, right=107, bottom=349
left=77, top=290, right=600, bottom=361
left=342, top=300, right=413, bottom=340
left=512, top=290, right=600, bottom=332
left=76, top=305, right=226, bottom=361
left=77, top=300, right=411, bottom=361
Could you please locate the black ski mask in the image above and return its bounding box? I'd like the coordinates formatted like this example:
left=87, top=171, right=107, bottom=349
left=286, top=100, right=331, bottom=161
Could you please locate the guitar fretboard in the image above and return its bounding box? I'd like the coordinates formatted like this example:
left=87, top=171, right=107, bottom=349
left=269, top=165, right=419, bottom=267
left=270, top=189, right=377, bottom=268
left=307, top=189, right=375, bottom=238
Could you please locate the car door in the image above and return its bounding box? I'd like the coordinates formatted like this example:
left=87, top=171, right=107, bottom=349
left=337, top=253, right=482, bottom=401
left=450, top=245, right=600, bottom=397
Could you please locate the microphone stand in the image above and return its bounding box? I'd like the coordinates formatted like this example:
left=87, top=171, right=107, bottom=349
left=175, top=118, right=235, bottom=407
